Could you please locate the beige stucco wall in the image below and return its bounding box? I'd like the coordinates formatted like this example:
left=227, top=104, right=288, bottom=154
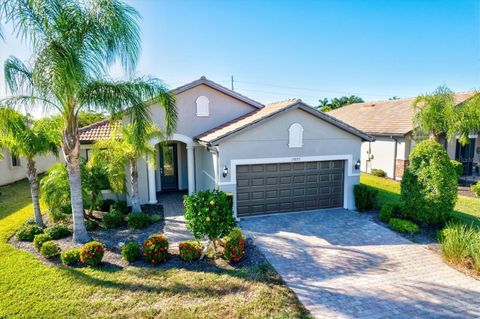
left=217, top=108, right=363, bottom=212
left=0, top=149, right=62, bottom=186
left=194, top=146, right=216, bottom=191
left=360, top=136, right=406, bottom=179
left=149, top=84, right=257, bottom=138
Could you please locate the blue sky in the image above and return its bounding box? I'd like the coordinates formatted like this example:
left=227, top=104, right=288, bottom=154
left=0, top=0, right=479, bottom=114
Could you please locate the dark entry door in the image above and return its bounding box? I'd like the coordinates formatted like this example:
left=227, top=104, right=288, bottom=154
left=160, top=144, right=178, bottom=191
left=455, top=138, right=475, bottom=176
left=236, top=160, right=344, bottom=217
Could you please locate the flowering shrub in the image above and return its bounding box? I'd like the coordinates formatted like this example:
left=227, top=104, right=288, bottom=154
left=142, top=234, right=169, bottom=263
left=178, top=241, right=202, bottom=261
left=80, top=241, right=105, bottom=266
left=223, top=227, right=245, bottom=262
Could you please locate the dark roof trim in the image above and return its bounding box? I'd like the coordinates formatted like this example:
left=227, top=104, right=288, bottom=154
left=196, top=101, right=374, bottom=146
left=171, top=76, right=264, bottom=109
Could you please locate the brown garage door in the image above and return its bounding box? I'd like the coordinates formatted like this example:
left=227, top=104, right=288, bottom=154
left=236, top=160, right=344, bottom=217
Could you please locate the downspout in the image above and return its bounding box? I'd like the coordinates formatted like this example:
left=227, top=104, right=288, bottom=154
left=391, top=136, right=398, bottom=180
left=207, top=145, right=220, bottom=187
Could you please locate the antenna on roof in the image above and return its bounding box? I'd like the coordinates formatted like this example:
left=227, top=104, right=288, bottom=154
left=231, top=75, right=234, bottom=91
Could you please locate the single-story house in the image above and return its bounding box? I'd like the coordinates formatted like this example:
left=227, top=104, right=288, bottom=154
left=329, top=92, right=479, bottom=180
left=79, top=76, right=373, bottom=218
left=0, top=150, right=59, bottom=186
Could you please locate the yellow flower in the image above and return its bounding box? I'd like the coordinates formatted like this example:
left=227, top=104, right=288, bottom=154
left=209, top=200, right=215, bottom=206
left=206, top=216, right=211, bottom=222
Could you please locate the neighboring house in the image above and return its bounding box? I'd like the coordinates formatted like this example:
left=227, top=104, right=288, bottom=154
left=329, top=92, right=479, bottom=180
left=79, top=76, right=373, bottom=218
left=0, top=149, right=59, bottom=186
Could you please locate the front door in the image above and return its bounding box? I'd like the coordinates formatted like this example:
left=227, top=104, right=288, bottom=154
left=160, top=144, right=178, bottom=191
left=455, top=138, right=476, bottom=176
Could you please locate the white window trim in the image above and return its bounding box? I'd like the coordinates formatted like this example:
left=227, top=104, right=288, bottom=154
left=288, top=123, right=304, bottom=148
left=196, top=96, right=210, bottom=117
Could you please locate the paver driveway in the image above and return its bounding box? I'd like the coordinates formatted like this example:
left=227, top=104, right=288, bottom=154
left=240, top=209, right=480, bottom=319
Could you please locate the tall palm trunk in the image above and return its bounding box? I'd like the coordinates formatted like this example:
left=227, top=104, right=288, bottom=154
left=130, top=158, right=141, bottom=213
left=63, top=119, right=90, bottom=243
left=26, top=157, right=43, bottom=228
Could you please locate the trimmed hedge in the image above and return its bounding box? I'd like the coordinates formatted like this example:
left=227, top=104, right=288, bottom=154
left=17, top=224, right=43, bottom=242
left=121, top=241, right=140, bottom=263
left=401, top=140, right=458, bottom=226
left=371, top=169, right=387, bottom=178
left=46, top=224, right=71, bottom=240
left=379, top=202, right=403, bottom=222
left=61, top=248, right=82, bottom=266
left=40, top=241, right=61, bottom=259
left=388, top=218, right=420, bottom=234
left=33, top=234, right=52, bottom=251
left=353, top=184, right=378, bottom=212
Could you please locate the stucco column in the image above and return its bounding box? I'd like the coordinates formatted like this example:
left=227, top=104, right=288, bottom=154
left=148, top=163, right=157, bottom=204
left=187, top=145, right=195, bottom=195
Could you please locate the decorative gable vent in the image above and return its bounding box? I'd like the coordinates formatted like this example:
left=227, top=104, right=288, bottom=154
left=196, top=96, right=209, bottom=116
left=288, top=123, right=303, bottom=148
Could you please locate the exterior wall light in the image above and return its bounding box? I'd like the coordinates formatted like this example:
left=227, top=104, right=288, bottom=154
left=222, top=166, right=228, bottom=178
left=355, top=159, right=361, bottom=170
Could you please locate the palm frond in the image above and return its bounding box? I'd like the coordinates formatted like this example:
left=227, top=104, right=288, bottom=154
left=0, top=95, right=61, bottom=114
left=4, top=55, right=34, bottom=94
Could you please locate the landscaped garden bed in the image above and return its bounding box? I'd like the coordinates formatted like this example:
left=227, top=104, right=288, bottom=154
left=1, top=179, right=310, bottom=318
left=357, top=141, right=480, bottom=280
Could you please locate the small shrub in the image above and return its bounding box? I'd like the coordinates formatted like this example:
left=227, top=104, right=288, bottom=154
left=451, top=160, right=464, bottom=178
left=122, top=241, right=140, bottom=263
left=80, top=241, right=105, bottom=266
left=61, top=248, right=81, bottom=266
left=371, top=169, right=387, bottom=178
left=178, top=240, right=202, bottom=261
left=379, top=202, right=403, bottom=222
left=471, top=182, right=480, bottom=197
left=142, top=234, right=169, bottom=263
left=85, top=219, right=99, bottom=231
left=388, top=218, right=420, bottom=234
left=111, top=201, right=128, bottom=214
left=33, top=233, right=52, bottom=251
left=23, top=218, right=36, bottom=226
left=223, top=227, right=246, bottom=262
left=40, top=241, right=61, bottom=259
left=440, top=222, right=478, bottom=264
left=127, top=212, right=152, bottom=229
left=353, top=184, right=378, bottom=212
left=401, top=140, right=457, bottom=226
left=102, top=208, right=126, bottom=229
left=98, top=199, right=115, bottom=212
left=183, top=189, right=236, bottom=241
left=46, top=224, right=71, bottom=240
left=16, top=224, right=43, bottom=242
left=150, top=214, right=162, bottom=224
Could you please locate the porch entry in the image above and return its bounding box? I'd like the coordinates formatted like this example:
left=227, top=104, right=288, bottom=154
left=455, top=138, right=476, bottom=176
left=160, top=143, right=179, bottom=191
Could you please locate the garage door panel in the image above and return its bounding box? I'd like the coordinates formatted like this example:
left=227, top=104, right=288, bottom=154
left=236, top=160, right=344, bottom=217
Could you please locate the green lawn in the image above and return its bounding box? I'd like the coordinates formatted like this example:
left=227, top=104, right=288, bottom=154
left=0, top=179, right=309, bottom=319
left=361, top=173, right=480, bottom=226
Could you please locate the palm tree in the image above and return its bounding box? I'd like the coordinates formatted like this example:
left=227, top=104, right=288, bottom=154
left=90, top=123, right=162, bottom=213
left=0, top=0, right=177, bottom=242
left=0, top=108, right=61, bottom=227
left=412, top=85, right=455, bottom=141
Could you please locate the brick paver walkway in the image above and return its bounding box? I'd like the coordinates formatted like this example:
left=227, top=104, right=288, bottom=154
left=240, top=209, right=480, bottom=319
left=157, top=192, right=194, bottom=249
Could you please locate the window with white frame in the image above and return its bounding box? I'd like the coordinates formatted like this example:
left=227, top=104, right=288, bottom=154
left=288, top=123, right=304, bottom=148
left=196, top=96, right=209, bottom=116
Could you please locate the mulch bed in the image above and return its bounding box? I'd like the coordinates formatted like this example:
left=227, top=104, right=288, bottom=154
left=9, top=205, right=266, bottom=272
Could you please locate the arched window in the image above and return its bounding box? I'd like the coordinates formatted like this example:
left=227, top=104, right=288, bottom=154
left=288, top=123, right=303, bottom=148
left=196, top=96, right=209, bottom=116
